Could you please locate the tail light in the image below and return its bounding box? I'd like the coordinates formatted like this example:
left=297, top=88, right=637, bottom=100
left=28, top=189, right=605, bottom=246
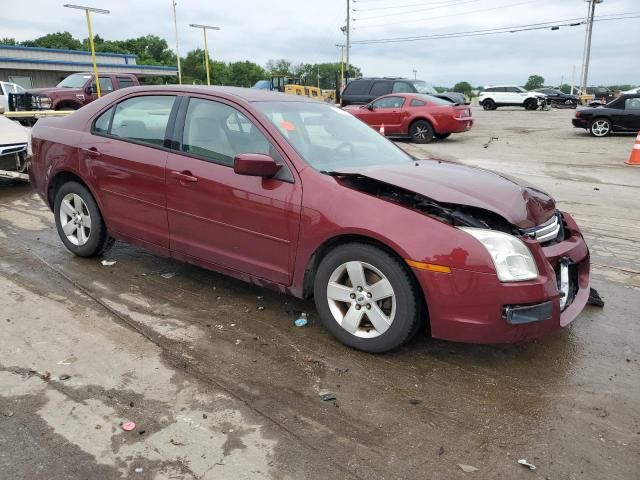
left=456, top=108, right=471, bottom=118
left=575, top=111, right=581, bottom=117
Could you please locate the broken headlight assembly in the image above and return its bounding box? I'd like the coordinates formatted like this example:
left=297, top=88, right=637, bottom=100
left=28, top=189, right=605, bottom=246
left=460, top=228, right=538, bottom=282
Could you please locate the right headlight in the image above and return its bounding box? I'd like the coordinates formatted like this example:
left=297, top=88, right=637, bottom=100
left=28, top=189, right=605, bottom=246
left=460, top=228, right=538, bottom=282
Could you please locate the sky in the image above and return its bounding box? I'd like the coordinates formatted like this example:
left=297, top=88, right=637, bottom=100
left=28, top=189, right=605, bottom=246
left=2, top=0, right=639, bottom=87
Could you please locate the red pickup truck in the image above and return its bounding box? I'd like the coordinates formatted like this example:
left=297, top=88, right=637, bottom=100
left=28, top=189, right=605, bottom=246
left=9, top=73, right=139, bottom=111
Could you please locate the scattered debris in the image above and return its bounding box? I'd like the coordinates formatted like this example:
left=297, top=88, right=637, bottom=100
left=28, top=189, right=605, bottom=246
left=58, top=374, right=71, bottom=381
left=457, top=464, right=479, bottom=473
left=202, top=413, right=208, bottom=419
left=588, top=287, right=605, bottom=307
left=101, top=259, right=116, bottom=266
left=134, top=467, right=144, bottom=474
left=121, top=421, right=136, bottom=431
left=170, top=438, right=185, bottom=446
left=518, top=459, right=536, bottom=470
left=160, top=272, right=176, bottom=279
left=257, top=295, right=263, bottom=300
left=42, top=371, right=51, bottom=381
left=2, top=410, right=14, bottom=417
left=57, top=359, right=72, bottom=366
left=294, top=313, right=308, bottom=327
left=595, top=407, right=610, bottom=418
left=437, top=446, right=445, bottom=457
left=409, top=399, right=423, bottom=405
left=257, top=306, right=265, bottom=311
left=138, top=430, right=146, bottom=435
left=235, top=339, right=241, bottom=345
left=320, top=393, right=337, bottom=402
left=335, top=367, right=349, bottom=374
left=593, top=187, right=600, bottom=191
left=483, top=136, right=499, bottom=148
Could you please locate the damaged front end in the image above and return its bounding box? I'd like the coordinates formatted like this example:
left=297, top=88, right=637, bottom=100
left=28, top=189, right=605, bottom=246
left=334, top=173, right=567, bottom=245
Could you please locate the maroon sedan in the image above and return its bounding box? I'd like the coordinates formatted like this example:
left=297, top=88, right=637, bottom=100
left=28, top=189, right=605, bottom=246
left=343, top=93, right=473, bottom=143
left=30, top=86, right=590, bottom=352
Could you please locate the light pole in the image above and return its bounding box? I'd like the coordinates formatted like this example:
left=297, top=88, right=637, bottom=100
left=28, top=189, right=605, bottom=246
left=336, top=44, right=345, bottom=91
left=346, top=0, right=350, bottom=83
left=413, top=69, right=417, bottom=80
left=63, top=4, right=110, bottom=98
left=172, top=1, right=182, bottom=84
left=580, top=0, right=603, bottom=95
left=189, top=23, right=221, bottom=85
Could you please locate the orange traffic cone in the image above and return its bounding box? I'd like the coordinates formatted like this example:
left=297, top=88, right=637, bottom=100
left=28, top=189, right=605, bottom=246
left=379, top=123, right=385, bottom=136
left=625, top=131, right=640, bottom=166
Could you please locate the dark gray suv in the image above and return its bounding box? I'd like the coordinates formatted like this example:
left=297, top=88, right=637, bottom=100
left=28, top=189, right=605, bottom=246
left=341, top=78, right=466, bottom=106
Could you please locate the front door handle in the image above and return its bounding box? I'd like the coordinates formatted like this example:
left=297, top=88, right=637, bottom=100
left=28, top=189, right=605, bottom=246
left=170, top=170, right=198, bottom=183
left=81, top=147, right=101, bottom=157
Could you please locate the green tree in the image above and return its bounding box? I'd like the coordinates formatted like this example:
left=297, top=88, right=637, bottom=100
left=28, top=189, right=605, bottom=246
left=453, top=81, right=473, bottom=97
left=226, top=61, right=267, bottom=87
left=524, top=74, right=545, bottom=90
left=181, top=49, right=228, bottom=85
left=265, top=59, right=293, bottom=76
left=21, top=31, right=83, bottom=50
left=0, top=38, right=17, bottom=45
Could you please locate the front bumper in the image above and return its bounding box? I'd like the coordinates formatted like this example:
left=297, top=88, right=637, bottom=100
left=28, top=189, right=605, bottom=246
left=415, top=212, right=590, bottom=344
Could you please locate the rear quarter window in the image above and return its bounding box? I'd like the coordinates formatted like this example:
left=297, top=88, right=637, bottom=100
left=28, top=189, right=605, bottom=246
left=117, top=77, right=135, bottom=89
left=344, top=80, right=372, bottom=95
left=410, top=99, right=426, bottom=107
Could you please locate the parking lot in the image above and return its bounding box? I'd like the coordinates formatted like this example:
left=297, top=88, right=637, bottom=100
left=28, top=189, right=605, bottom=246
left=1, top=107, right=638, bottom=479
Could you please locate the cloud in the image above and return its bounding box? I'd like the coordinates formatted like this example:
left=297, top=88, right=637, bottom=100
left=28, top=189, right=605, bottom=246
left=3, top=0, right=638, bottom=86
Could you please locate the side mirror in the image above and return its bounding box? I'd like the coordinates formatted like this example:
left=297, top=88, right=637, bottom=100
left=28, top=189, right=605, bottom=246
left=234, top=153, right=281, bottom=177
left=86, top=85, right=96, bottom=95
left=367, top=104, right=375, bottom=110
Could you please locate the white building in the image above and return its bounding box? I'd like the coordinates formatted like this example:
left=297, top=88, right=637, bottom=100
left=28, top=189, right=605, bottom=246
left=0, top=45, right=177, bottom=88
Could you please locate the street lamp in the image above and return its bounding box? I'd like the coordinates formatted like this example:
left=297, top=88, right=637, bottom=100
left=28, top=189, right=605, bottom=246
left=413, top=69, right=417, bottom=80
left=189, top=23, right=221, bottom=85
left=64, top=4, right=110, bottom=98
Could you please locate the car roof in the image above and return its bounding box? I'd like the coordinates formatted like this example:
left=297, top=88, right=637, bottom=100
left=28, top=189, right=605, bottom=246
left=115, top=85, right=320, bottom=103
left=353, top=77, right=412, bottom=81
left=484, top=85, right=523, bottom=88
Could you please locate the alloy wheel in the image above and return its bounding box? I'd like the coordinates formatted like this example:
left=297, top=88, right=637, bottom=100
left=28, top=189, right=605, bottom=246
left=326, top=261, right=396, bottom=338
left=59, top=193, right=92, bottom=246
left=591, top=119, right=611, bottom=137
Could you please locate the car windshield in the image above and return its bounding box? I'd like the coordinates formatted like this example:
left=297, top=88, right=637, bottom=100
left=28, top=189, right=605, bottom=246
left=57, top=74, right=92, bottom=88
left=254, top=101, right=412, bottom=171
left=253, top=80, right=272, bottom=90
left=411, top=80, right=437, bottom=94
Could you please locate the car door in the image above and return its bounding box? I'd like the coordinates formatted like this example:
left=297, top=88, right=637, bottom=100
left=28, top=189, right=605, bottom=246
left=165, top=96, right=302, bottom=285
left=79, top=94, right=177, bottom=253
left=504, top=87, right=523, bottom=105
left=359, top=96, right=405, bottom=133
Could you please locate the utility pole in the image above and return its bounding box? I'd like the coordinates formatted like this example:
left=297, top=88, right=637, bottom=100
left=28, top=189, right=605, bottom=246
left=172, top=1, right=182, bottom=84
left=346, top=0, right=350, bottom=84
left=413, top=69, right=417, bottom=80
left=571, top=64, right=576, bottom=95
left=317, top=64, right=320, bottom=88
left=580, top=0, right=603, bottom=95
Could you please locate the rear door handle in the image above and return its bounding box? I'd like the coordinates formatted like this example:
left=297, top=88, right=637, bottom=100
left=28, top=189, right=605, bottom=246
left=81, top=147, right=101, bottom=157
left=170, top=170, right=198, bottom=183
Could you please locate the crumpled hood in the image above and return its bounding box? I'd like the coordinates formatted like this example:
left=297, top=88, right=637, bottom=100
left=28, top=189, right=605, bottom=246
left=338, top=160, right=555, bottom=229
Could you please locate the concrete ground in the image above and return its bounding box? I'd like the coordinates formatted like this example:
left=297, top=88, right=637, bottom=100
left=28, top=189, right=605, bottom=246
left=0, top=107, right=638, bottom=479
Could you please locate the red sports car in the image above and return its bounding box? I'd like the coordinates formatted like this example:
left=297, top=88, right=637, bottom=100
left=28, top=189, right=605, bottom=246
left=343, top=93, right=473, bottom=143
left=30, top=86, right=589, bottom=353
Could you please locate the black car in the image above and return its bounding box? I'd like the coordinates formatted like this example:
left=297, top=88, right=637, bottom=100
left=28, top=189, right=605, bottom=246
left=341, top=77, right=466, bottom=106
left=585, top=86, right=615, bottom=104
left=572, top=94, right=640, bottom=137
left=534, top=88, right=579, bottom=107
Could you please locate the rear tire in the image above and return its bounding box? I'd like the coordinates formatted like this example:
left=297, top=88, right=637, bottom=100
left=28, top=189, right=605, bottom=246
left=482, top=99, right=495, bottom=111
left=589, top=118, right=612, bottom=137
left=54, top=181, right=114, bottom=257
left=313, top=243, right=421, bottom=353
left=434, top=133, right=451, bottom=140
left=409, top=120, right=434, bottom=144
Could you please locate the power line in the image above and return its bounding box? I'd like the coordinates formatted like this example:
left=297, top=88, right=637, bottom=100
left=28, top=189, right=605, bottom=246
left=354, top=0, right=540, bottom=28
left=350, top=13, right=640, bottom=44
left=354, top=0, right=479, bottom=20
left=354, top=0, right=479, bottom=13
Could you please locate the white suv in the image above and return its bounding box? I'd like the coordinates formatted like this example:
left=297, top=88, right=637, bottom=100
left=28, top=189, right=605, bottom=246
left=479, top=86, right=547, bottom=111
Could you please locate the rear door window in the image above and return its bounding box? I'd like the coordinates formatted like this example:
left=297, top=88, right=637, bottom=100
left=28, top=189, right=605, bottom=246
left=344, top=80, right=372, bottom=95
left=117, top=77, right=135, bottom=89
left=108, top=95, right=176, bottom=147
left=625, top=98, right=640, bottom=110
left=370, top=81, right=393, bottom=97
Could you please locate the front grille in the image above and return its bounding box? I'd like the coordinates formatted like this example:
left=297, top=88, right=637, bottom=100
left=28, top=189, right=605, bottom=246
left=522, top=214, right=562, bottom=244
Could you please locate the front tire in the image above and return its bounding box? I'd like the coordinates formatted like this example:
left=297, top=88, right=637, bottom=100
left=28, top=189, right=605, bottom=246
left=54, top=181, right=114, bottom=257
left=524, top=99, right=538, bottom=110
left=482, top=99, right=496, bottom=111
left=313, top=243, right=422, bottom=353
left=589, top=118, right=612, bottom=137
left=409, top=120, right=434, bottom=144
